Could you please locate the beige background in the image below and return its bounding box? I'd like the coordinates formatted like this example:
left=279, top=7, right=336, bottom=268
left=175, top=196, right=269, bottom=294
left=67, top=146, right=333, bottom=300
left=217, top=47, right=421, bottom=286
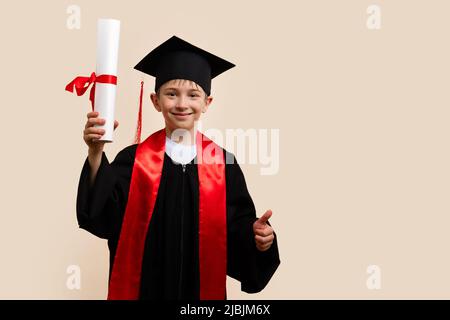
left=1, top=0, right=449, bottom=299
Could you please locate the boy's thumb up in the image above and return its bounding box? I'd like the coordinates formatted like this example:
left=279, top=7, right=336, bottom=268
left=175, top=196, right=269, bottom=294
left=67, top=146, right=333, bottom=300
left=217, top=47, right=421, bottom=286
left=255, top=209, right=272, bottom=228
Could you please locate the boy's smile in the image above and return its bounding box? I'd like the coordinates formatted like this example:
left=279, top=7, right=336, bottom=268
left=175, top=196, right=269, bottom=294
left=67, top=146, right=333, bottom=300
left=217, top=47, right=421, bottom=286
left=171, top=111, right=193, bottom=119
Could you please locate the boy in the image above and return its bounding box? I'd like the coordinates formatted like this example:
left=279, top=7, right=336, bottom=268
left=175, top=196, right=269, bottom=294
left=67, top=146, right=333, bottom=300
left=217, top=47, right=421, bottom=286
left=76, top=36, right=280, bottom=300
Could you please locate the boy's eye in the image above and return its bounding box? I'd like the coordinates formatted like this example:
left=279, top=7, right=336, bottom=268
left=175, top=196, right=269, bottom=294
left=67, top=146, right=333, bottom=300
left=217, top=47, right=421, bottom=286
left=190, top=94, right=199, bottom=98
left=166, top=92, right=175, bottom=96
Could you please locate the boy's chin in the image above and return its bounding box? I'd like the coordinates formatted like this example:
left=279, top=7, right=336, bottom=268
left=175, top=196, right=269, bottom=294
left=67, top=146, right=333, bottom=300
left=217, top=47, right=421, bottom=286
left=168, top=122, right=196, bottom=132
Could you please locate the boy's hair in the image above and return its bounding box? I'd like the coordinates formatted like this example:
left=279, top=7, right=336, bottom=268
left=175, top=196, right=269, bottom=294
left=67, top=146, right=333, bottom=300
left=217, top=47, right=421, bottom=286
left=156, top=79, right=209, bottom=101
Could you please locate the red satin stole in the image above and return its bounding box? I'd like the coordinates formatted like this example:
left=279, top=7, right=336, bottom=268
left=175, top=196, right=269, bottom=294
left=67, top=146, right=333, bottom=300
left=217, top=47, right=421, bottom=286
left=107, top=129, right=227, bottom=300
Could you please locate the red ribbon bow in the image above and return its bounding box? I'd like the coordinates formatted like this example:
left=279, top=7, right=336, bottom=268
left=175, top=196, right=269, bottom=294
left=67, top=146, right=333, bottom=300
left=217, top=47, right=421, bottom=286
left=65, top=72, right=117, bottom=109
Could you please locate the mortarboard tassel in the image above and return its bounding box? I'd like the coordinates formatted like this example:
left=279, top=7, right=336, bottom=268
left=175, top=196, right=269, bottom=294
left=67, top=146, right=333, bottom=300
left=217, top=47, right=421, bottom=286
left=134, top=81, right=144, bottom=144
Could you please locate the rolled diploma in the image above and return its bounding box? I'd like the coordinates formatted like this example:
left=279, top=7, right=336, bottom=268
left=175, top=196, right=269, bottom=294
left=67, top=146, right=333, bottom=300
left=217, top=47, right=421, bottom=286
left=95, top=18, right=120, bottom=142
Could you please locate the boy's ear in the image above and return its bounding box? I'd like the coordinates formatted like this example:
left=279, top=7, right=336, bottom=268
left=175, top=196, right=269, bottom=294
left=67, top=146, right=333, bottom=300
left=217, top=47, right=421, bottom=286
left=150, top=93, right=162, bottom=112
left=202, top=96, right=213, bottom=113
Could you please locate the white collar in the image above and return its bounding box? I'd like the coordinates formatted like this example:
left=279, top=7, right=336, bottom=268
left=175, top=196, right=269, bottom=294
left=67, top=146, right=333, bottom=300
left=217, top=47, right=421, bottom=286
left=165, top=136, right=197, bottom=165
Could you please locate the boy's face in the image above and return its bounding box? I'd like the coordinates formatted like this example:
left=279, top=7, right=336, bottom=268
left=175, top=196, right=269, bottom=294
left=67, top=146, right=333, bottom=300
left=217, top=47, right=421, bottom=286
left=150, top=79, right=213, bottom=136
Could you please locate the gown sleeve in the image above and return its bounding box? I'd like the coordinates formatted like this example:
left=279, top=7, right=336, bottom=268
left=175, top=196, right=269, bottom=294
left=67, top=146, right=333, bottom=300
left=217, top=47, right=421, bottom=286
left=225, top=151, right=280, bottom=294
left=76, top=145, right=137, bottom=240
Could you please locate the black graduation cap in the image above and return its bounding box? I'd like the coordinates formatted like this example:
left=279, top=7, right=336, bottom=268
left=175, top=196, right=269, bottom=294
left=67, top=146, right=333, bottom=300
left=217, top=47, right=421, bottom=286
left=134, top=35, right=235, bottom=95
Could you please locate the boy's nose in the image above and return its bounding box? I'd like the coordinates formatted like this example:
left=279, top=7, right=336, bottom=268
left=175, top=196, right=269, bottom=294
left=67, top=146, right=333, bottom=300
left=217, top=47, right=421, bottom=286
left=175, top=96, right=188, bottom=108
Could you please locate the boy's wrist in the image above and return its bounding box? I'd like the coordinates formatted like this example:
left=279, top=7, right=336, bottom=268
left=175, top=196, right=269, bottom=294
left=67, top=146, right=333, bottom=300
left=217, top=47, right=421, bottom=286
left=88, top=148, right=103, bottom=159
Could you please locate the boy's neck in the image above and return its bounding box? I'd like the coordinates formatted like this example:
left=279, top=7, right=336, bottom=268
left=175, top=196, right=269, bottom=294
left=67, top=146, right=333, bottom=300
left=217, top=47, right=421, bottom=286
left=165, top=127, right=196, bottom=146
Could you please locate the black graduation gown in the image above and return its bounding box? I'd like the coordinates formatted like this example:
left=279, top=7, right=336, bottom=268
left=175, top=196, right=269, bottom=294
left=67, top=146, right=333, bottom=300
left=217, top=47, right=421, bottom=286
left=76, top=144, right=280, bottom=300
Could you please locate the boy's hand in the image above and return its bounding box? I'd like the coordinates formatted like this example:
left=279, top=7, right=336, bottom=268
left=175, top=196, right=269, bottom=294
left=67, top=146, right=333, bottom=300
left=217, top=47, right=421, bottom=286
left=83, top=111, right=119, bottom=154
left=253, top=209, right=275, bottom=252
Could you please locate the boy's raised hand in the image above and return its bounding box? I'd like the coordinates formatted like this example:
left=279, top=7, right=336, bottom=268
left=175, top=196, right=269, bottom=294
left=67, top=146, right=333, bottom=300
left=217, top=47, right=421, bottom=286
left=83, top=111, right=119, bottom=154
left=253, top=209, right=275, bottom=252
